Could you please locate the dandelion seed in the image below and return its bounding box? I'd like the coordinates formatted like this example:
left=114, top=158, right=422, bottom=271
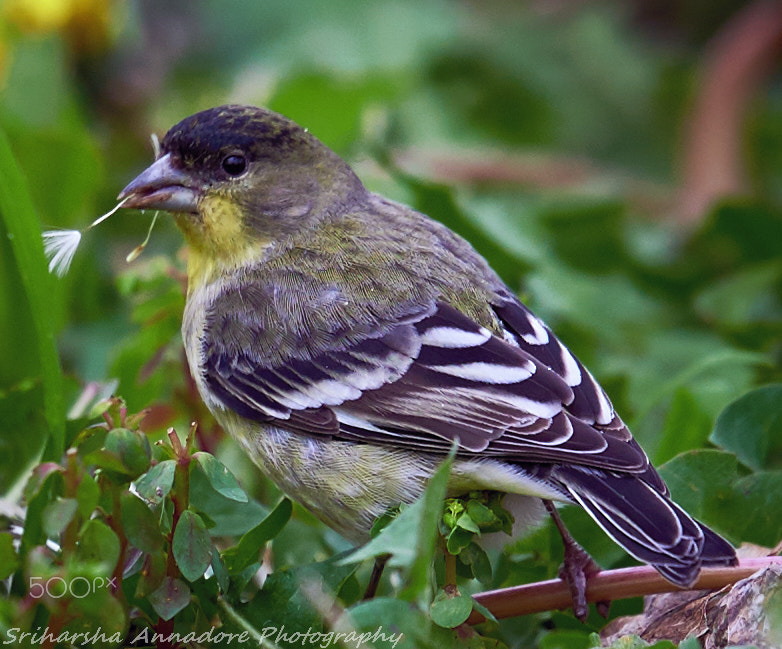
left=42, top=229, right=82, bottom=277
left=87, top=196, right=129, bottom=229
left=126, top=211, right=160, bottom=262
left=41, top=197, right=131, bottom=277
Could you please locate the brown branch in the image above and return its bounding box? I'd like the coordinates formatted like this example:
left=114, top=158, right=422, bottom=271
left=678, top=0, right=782, bottom=225
left=390, top=147, right=675, bottom=221
left=393, top=147, right=598, bottom=189
left=468, top=555, right=782, bottom=624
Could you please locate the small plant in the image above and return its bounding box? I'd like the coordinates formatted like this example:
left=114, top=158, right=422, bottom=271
left=1, top=398, right=291, bottom=647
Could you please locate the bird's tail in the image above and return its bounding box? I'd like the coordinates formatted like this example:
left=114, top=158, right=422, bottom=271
left=551, top=465, right=737, bottom=586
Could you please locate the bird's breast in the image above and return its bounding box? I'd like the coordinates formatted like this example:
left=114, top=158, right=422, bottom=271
left=217, top=411, right=437, bottom=542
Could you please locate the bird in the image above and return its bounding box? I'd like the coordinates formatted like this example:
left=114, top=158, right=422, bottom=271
left=118, top=104, right=737, bottom=619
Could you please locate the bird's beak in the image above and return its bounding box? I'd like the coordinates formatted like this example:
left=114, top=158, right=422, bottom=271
left=118, top=153, right=200, bottom=214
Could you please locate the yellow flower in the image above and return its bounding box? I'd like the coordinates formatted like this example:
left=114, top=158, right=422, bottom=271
left=3, top=0, right=112, bottom=54
left=3, top=0, right=73, bottom=34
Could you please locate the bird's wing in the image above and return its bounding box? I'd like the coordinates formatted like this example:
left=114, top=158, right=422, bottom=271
left=202, top=297, right=647, bottom=472
left=492, top=298, right=617, bottom=427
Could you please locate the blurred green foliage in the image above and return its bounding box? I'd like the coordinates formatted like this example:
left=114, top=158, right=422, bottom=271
left=2, top=0, right=782, bottom=647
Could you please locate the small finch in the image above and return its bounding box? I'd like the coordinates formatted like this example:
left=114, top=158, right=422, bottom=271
left=118, top=105, right=737, bottom=617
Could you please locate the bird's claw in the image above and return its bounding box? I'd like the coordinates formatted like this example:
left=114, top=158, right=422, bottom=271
left=558, top=537, right=605, bottom=621
left=544, top=499, right=611, bottom=621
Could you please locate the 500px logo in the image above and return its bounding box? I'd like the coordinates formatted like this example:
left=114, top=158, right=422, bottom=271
left=28, top=576, right=117, bottom=599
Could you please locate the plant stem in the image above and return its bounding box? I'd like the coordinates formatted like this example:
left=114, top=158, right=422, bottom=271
left=468, top=556, right=782, bottom=624
left=445, top=551, right=457, bottom=588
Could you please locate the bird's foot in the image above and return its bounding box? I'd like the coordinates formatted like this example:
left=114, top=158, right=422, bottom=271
left=557, top=535, right=605, bottom=621
left=544, top=500, right=610, bottom=621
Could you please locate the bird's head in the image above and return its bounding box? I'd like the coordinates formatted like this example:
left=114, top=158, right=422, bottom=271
left=119, top=105, right=365, bottom=282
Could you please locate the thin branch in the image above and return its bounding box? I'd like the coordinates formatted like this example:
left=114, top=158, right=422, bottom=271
left=678, top=0, right=782, bottom=225
left=468, top=555, right=782, bottom=624
left=389, top=147, right=674, bottom=221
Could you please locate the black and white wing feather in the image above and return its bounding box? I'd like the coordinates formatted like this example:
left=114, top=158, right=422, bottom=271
left=204, top=299, right=645, bottom=470
left=201, top=294, right=736, bottom=585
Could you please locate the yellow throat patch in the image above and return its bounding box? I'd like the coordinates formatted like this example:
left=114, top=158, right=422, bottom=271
left=177, top=193, right=269, bottom=291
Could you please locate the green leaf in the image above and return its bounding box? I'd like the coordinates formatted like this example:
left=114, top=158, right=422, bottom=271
left=694, top=260, right=782, bottom=328
left=23, top=462, right=62, bottom=502
left=349, top=597, right=452, bottom=649
left=341, top=502, right=421, bottom=568
left=430, top=589, right=474, bottom=628
left=76, top=519, right=120, bottom=571
left=446, top=526, right=474, bottom=555
left=270, top=71, right=401, bottom=154
left=540, top=199, right=626, bottom=273
left=539, top=629, right=598, bottom=649
left=729, top=471, right=782, bottom=547
left=133, top=550, right=167, bottom=599
left=121, top=492, right=164, bottom=554
left=0, top=381, right=48, bottom=494
left=370, top=504, right=402, bottom=538
left=398, top=448, right=455, bottom=603
left=108, top=268, right=185, bottom=409
left=158, top=497, right=174, bottom=536
left=192, top=452, right=248, bottom=503
left=659, top=449, right=782, bottom=544
left=84, top=428, right=152, bottom=482
left=0, top=532, right=19, bottom=580
left=0, top=126, right=65, bottom=460
left=470, top=597, right=499, bottom=627
left=82, top=448, right=127, bottom=476
left=172, top=509, right=213, bottom=582
left=443, top=499, right=466, bottom=530
left=341, top=448, right=454, bottom=602
left=459, top=542, right=492, bottom=584
left=221, top=498, right=292, bottom=574
left=103, top=427, right=151, bottom=478
left=75, top=472, right=100, bottom=517
left=42, top=497, right=78, bottom=537
left=456, top=512, right=481, bottom=535
left=654, top=387, right=712, bottom=465
left=188, top=461, right=269, bottom=537
left=71, top=426, right=107, bottom=457
left=601, top=638, right=674, bottom=649
left=658, top=449, right=739, bottom=535
left=63, top=589, right=127, bottom=644
left=20, top=465, right=63, bottom=555
left=488, top=493, right=515, bottom=536
left=148, top=576, right=191, bottom=620
left=711, top=384, right=782, bottom=471
left=234, top=552, right=357, bottom=636
left=134, top=459, right=176, bottom=505
left=466, top=500, right=500, bottom=528
left=210, top=552, right=230, bottom=594
left=692, top=201, right=782, bottom=273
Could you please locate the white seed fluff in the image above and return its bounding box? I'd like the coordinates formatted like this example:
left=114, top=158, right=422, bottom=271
left=41, top=197, right=131, bottom=277
left=42, top=229, right=82, bottom=277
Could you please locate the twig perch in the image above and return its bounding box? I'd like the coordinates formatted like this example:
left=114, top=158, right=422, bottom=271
left=678, top=0, right=782, bottom=224
left=468, top=556, right=782, bottom=624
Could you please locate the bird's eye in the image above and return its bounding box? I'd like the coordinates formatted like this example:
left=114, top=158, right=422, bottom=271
left=221, top=154, right=247, bottom=176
